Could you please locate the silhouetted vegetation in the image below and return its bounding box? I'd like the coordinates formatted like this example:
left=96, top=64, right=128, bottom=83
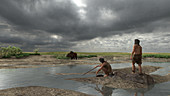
left=0, top=46, right=40, bottom=58
left=0, top=46, right=22, bottom=58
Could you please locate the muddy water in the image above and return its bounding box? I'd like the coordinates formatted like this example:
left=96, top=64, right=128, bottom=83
left=0, top=62, right=169, bottom=96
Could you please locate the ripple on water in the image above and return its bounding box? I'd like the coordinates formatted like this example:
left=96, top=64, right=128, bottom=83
left=0, top=62, right=169, bottom=96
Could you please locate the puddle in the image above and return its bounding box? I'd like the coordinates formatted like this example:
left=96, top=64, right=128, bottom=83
left=0, top=62, right=169, bottom=96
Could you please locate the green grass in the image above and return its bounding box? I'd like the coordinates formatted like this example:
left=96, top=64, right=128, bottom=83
left=77, top=52, right=130, bottom=56
left=40, top=52, right=130, bottom=56
left=55, top=54, right=69, bottom=59
left=15, top=53, right=40, bottom=58
left=40, top=52, right=68, bottom=55
left=1, top=52, right=41, bottom=59
left=39, top=52, right=130, bottom=59
left=28, top=53, right=40, bottom=55
left=15, top=53, right=30, bottom=58
left=142, top=53, right=170, bottom=58
left=25, top=52, right=170, bottom=59
left=54, top=54, right=97, bottom=59
left=77, top=55, right=97, bottom=58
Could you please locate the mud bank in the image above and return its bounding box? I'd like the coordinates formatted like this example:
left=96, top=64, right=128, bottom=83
left=67, top=66, right=170, bottom=89
left=104, top=56, right=170, bottom=63
left=0, top=55, right=170, bottom=69
left=0, top=55, right=99, bottom=69
left=0, top=86, right=93, bottom=96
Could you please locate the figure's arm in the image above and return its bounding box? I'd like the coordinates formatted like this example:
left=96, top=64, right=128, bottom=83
left=94, top=64, right=102, bottom=75
left=131, top=45, right=135, bottom=60
left=95, top=64, right=102, bottom=68
left=140, top=46, right=142, bottom=56
left=96, top=64, right=104, bottom=75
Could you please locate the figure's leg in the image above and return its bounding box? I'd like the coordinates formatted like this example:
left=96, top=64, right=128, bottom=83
left=132, top=61, right=136, bottom=73
left=102, top=68, right=109, bottom=77
left=104, top=74, right=109, bottom=77
left=138, top=64, right=142, bottom=74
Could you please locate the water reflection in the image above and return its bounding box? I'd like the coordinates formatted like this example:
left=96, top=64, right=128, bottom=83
left=67, top=65, right=76, bottom=69
left=92, top=84, right=154, bottom=96
left=134, top=92, right=144, bottom=96
left=94, top=85, right=114, bottom=96
left=126, top=84, right=154, bottom=96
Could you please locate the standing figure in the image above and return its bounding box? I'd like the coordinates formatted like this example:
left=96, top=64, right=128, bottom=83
left=130, top=39, right=142, bottom=74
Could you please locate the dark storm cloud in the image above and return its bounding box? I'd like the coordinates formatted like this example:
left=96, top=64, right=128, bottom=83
left=85, top=0, right=170, bottom=31
left=0, top=33, right=74, bottom=52
left=0, top=0, right=170, bottom=51
left=0, top=25, right=8, bottom=28
left=0, top=36, right=23, bottom=44
left=0, top=0, right=79, bottom=30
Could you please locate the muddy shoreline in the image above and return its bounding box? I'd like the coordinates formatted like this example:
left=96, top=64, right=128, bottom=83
left=0, top=55, right=170, bottom=69
left=0, top=86, right=93, bottom=96
left=0, top=55, right=169, bottom=96
left=67, top=66, right=170, bottom=89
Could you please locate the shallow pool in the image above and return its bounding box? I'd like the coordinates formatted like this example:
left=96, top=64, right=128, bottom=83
left=0, top=62, right=169, bottom=96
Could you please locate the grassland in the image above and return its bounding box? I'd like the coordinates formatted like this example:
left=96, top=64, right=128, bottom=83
left=39, top=52, right=170, bottom=59
left=40, top=52, right=130, bottom=56
left=39, top=52, right=130, bottom=59
left=142, top=53, right=170, bottom=58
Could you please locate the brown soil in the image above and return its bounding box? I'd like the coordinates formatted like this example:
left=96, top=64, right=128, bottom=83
left=104, top=55, right=170, bottom=63
left=0, top=55, right=98, bottom=69
left=56, top=66, right=161, bottom=75
left=0, top=55, right=170, bottom=69
left=67, top=66, right=170, bottom=89
left=0, top=86, right=93, bottom=96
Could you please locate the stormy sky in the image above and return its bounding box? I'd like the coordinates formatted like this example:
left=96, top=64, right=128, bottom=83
left=0, top=0, right=170, bottom=52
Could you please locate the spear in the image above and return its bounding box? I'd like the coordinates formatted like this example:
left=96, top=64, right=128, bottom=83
left=82, top=67, right=97, bottom=76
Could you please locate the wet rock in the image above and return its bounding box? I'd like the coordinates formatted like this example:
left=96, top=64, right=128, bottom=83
left=67, top=66, right=170, bottom=89
left=68, top=72, right=155, bottom=89
left=151, top=74, right=170, bottom=83
left=122, top=73, right=154, bottom=85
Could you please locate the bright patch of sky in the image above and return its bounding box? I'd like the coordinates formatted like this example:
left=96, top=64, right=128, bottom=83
left=51, top=35, right=63, bottom=41
left=100, top=8, right=117, bottom=21
left=78, top=9, right=87, bottom=19
left=71, top=0, right=87, bottom=20
left=71, top=0, right=87, bottom=7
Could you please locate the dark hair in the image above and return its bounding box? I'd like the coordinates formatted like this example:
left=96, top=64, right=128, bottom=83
left=99, top=58, right=105, bottom=63
left=134, top=39, right=140, bottom=45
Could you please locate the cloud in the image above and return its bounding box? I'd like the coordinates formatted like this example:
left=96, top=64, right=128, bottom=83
left=0, top=0, right=170, bottom=52
left=72, top=32, right=170, bottom=52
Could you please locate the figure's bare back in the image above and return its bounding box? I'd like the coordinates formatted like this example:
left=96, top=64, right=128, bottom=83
left=134, top=45, right=142, bottom=55
left=102, top=62, right=113, bottom=73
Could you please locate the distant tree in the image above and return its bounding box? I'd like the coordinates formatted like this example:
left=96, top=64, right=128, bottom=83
left=34, top=48, right=39, bottom=54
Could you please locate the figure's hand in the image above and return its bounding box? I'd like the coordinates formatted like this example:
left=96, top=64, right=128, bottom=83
left=94, top=65, right=100, bottom=68
left=130, top=56, right=132, bottom=60
left=96, top=72, right=98, bottom=76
